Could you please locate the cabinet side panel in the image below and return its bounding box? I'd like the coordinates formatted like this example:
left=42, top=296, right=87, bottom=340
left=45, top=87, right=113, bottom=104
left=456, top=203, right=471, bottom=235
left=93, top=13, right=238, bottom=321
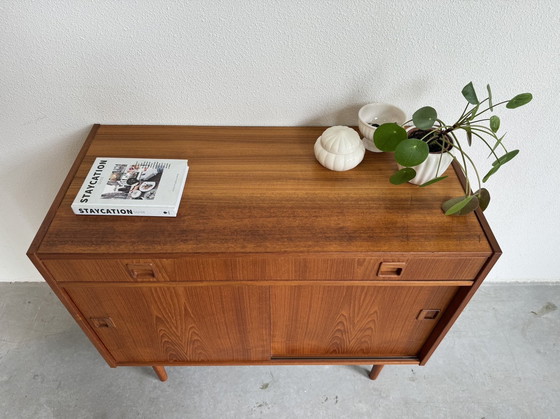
left=416, top=163, right=502, bottom=365
left=419, top=252, right=501, bottom=364
left=26, top=254, right=118, bottom=367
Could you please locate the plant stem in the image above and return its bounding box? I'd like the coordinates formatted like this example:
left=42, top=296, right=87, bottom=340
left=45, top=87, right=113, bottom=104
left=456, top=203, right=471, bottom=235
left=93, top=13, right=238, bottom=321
left=457, top=102, right=471, bottom=121
left=456, top=98, right=489, bottom=126
left=467, top=99, right=511, bottom=120
left=468, top=124, right=501, bottom=137
left=434, top=144, right=444, bottom=176
left=418, top=129, right=442, bottom=144
left=487, top=133, right=506, bottom=157
left=447, top=135, right=482, bottom=196
left=448, top=131, right=470, bottom=195
left=468, top=118, right=491, bottom=124
left=433, top=119, right=458, bottom=145
left=468, top=127, right=508, bottom=156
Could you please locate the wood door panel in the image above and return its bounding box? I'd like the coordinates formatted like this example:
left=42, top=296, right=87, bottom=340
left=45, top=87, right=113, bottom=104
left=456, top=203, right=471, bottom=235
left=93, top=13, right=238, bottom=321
left=271, top=285, right=459, bottom=358
left=66, top=285, right=270, bottom=363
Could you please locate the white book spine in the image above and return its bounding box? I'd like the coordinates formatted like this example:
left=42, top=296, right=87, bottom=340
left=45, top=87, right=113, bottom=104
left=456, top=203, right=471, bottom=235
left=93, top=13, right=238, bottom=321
left=71, top=205, right=177, bottom=217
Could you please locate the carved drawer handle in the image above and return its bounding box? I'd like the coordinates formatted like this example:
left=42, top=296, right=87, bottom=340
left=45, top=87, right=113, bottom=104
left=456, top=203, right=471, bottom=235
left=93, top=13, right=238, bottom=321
left=126, top=263, right=158, bottom=280
left=377, top=262, right=406, bottom=278
left=90, top=317, right=116, bottom=328
left=417, top=309, right=441, bottom=320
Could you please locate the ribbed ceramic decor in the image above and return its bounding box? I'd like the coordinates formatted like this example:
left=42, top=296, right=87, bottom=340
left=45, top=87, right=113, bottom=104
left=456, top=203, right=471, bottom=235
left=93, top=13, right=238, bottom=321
left=314, top=126, right=365, bottom=171
left=399, top=152, right=454, bottom=185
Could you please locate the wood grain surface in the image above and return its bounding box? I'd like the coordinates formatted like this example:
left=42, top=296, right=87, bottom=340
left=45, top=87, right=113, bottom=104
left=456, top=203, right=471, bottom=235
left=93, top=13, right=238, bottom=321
left=36, top=125, right=492, bottom=256
left=271, top=285, right=459, bottom=358
left=44, top=255, right=487, bottom=282
left=66, top=284, right=270, bottom=363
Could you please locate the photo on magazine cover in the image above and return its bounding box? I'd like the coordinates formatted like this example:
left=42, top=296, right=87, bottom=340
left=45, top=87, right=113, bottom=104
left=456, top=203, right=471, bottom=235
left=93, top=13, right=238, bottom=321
left=101, top=161, right=168, bottom=200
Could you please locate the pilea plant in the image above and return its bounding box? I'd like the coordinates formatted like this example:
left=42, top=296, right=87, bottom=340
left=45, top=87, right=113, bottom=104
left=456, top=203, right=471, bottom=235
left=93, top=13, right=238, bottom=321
left=373, top=82, right=532, bottom=215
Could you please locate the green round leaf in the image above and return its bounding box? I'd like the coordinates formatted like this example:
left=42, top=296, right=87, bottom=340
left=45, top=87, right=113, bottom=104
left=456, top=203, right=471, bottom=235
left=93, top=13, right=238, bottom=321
left=475, top=188, right=491, bottom=211
left=373, top=123, right=407, bottom=152
left=490, top=115, right=500, bottom=133
left=390, top=168, right=416, bottom=185
left=442, top=195, right=480, bottom=216
left=394, top=139, right=429, bottom=167
left=462, top=82, right=479, bottom=105
left=492, top=149, right=519, bottom=167
left=506, top=93, right=533, bottom=109
left=412, top=106, right=437, bottom=130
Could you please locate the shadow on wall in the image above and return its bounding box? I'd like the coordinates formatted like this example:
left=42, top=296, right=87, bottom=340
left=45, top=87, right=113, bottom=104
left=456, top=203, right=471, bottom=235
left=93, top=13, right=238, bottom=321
left=296, top=77, right=431, bottom=127
left=299, top=103, right=364, bottom=127
left=5, top=126, right=93, bottom=234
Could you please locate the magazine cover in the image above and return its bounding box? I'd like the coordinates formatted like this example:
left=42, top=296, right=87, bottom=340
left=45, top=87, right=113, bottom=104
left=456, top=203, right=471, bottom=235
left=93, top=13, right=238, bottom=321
left=72, top=157, right=189, bottom=217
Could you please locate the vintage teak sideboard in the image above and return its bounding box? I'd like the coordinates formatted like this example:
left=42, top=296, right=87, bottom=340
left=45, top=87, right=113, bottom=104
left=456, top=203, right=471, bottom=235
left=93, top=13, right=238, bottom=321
left=28, top=125, right=500, bottom=382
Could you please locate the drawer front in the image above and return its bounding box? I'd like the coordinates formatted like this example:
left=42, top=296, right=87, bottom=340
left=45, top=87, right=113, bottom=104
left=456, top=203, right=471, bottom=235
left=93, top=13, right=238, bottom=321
left=44, top=256, right=487, bottom=283
left=370, top=257, right=488, bottom=281
left=44, top=259, right=171, bottom=283
left=167, top=256, right=487, bottom=281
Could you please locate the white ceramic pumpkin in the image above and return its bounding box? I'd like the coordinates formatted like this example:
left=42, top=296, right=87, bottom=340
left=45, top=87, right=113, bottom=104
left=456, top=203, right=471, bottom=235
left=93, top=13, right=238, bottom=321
left=314, top=126, right=365, bottom=171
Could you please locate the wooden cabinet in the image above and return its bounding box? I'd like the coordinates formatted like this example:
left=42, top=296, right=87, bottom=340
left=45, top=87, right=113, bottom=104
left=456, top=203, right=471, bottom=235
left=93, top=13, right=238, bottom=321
left=28, top=125, right=500, bottom=381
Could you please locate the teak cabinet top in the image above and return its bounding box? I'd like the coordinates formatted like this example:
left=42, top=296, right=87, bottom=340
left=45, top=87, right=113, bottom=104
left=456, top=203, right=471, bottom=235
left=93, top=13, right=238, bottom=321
left=32, top=125, right=496, bottom=257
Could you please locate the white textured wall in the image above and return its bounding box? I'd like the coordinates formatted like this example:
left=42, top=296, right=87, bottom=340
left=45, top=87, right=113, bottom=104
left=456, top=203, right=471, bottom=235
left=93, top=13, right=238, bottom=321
left=1, top=1, right=558, bottom=282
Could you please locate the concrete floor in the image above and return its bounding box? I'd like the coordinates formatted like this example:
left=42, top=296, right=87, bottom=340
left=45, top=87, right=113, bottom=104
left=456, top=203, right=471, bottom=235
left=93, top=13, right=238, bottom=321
left=0, top=283, right=558, bottom=419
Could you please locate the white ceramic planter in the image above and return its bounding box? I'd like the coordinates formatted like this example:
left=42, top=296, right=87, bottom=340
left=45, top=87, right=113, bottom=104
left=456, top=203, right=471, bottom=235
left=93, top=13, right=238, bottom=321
left=358, top=103, right=406, bottom=152
left=398, top=151, right=454, bottom=185
left=314, top=126, right=365, bottom=171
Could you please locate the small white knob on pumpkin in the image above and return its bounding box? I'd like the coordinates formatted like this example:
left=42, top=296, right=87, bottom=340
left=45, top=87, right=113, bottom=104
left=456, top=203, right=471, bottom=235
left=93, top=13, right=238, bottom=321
left=314, top=126, right=365, bottom=171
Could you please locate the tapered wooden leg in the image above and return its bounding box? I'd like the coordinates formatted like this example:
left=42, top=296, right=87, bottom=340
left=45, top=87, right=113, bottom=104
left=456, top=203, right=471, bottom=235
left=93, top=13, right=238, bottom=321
left=368, top=365, right=384, bottom=380
left=152, top=366, right=168, bottom=382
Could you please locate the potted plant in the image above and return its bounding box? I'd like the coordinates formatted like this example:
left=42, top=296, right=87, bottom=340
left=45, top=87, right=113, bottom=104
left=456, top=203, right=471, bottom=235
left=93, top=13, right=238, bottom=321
left=373, top=82, right=532, bottom=215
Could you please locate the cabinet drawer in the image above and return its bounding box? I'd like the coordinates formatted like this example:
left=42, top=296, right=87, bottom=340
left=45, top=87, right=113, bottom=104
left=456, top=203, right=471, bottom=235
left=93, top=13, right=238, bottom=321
left=367, top=257, right=487, bottom=281
left=44, top=256, right=487, bottom=283
left=167, top=256, right=487, bottom=281
left=44, top=259, right=171, bottom=283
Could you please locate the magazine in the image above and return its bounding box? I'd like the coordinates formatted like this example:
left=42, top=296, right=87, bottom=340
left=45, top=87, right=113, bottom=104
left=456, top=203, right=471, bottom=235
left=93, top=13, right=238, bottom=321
left=71, top=157, right=189, bottom=217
